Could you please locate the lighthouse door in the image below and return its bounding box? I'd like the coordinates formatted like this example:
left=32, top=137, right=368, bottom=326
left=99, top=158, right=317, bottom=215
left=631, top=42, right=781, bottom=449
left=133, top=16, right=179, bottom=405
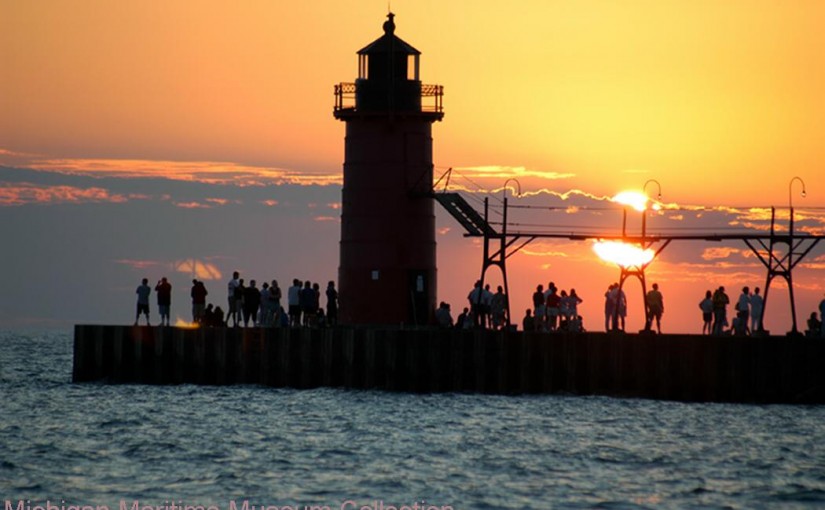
left=408, top=270, right=429, bottom=326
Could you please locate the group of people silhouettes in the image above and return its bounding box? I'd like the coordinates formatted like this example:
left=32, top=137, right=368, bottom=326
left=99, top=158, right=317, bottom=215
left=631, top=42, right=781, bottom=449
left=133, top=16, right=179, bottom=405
left=697, top=285, right=763, bottom=336
left=136, top=273, right=825, bottom=336
left=222, top=272, right=339, bottom=328
left=601, top=281, right=664, bottom=334
left=133, top=272, right=338, bottom=328
left=134, top=277, right=172, bottom=326
left=434, top=282, right=510, bottom=330
left=523, top=281, right=585, bottom=333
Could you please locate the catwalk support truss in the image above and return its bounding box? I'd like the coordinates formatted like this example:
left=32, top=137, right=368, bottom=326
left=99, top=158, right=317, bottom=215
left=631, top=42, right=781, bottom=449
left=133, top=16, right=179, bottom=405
left=435, top=190, right=823, bottom=334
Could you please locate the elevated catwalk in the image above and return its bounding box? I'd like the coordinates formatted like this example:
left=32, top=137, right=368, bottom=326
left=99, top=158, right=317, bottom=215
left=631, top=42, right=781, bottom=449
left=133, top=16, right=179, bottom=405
left=73, top=325, right=825, bottom=404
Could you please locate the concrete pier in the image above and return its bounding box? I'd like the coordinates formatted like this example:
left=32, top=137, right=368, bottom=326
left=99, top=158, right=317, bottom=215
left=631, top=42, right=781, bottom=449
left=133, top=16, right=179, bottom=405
left=72, top=325, right=825, bottom=403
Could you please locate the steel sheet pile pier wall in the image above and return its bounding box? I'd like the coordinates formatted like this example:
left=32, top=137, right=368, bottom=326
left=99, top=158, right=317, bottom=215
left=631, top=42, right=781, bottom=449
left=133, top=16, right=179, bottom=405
left=73, top=325, right=825, bottom=404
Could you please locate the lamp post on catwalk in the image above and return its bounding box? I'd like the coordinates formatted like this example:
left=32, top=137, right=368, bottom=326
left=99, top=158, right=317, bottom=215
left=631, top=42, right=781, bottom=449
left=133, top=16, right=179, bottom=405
left=333, top=13, right=444, bottom=325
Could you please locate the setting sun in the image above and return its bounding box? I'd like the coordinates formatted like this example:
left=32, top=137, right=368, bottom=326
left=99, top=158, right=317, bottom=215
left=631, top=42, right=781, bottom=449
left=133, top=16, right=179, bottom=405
left=593, top=240, right=655, bottom=268
left=612, top=191, right=660, bottom=212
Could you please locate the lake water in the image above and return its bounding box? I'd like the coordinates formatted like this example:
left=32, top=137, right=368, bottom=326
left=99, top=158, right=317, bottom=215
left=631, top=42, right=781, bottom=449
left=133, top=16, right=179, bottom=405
left=2, top=330, right=825, bottom=509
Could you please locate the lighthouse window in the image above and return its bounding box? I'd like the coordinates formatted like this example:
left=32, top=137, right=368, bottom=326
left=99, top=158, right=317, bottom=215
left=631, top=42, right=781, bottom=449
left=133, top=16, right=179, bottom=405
left=359, top=55, right=369, bottom=79
left=407, top=55, right=418, bottom=80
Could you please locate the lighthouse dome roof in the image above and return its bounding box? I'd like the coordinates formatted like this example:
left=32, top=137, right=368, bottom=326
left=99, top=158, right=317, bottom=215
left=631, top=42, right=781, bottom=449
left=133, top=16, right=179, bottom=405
left=357, top=13, right=420, bottom=56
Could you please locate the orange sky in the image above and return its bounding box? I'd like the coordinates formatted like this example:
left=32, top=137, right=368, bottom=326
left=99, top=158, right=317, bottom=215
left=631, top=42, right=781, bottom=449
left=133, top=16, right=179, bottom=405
left=2, top=0, right=824, bottom=331
left=3, top=0, right=824, bottom=204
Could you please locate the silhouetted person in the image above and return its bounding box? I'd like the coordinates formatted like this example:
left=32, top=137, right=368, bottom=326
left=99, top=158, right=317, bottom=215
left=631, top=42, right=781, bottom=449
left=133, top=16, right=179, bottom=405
left=491, top=286, right=507, bottom=330
left=805, top=312, right=821, bottom=338
left=243, top=279, right=260, bottom=327
left=645, top=283, right=664, bottom=334
left=326, top=281, right=338, bottom=326
left=213, top=305, right=225, bottom=326
left=604, top=283, right=616, bottom=332
left=202, top=303, right=215, bottom=326
left=568, top=289, right=583, bottom=322
left=270, top=280, right=282, bottom=325
left=300, top=281, right=316, bottom=327
left=234, top=278, right=246, bottom=326
left=751, top=287, right=764, bottom=333
left=226, top=271, right=240, bottom=327
left=155, top=277, right=172, bottom=326
left=570, top=315, right=584, bottom=333
left=735, top=286, right=751, bottom=336
left=312, top=282, right=321, bottom=325
left=533, top=284, right=545, bottom=330
left=456, top=307, right=472, bottom=329
left=481, top=284, right=493, bottom=328
left=712, top=286, right=730, bottom=335
left=699, top=290, right=713, bottom=335
left=616, top=285, right=627, bottom=331
left=278, top=305, right=289, bottom=327
left=259, top=282, right=271, bottom=326
left=135, top=278, right=151, bottom=326
left=522, top=309, right=535, bottom=333
left=288, top=279, right=302, bottom=327
left=545, top=286, right=561, bottom=331
left=468, top=280, right=483, bottom=328
left=558, top=289, right=571, bottom=330
left=435, top=301, right=453, bottom=328
left=191, top=279, right=208, bottom=323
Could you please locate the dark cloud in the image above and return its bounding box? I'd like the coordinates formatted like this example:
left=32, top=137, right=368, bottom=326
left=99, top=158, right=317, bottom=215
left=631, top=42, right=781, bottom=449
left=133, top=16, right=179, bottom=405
left=2, top=165, right=823, bottom=332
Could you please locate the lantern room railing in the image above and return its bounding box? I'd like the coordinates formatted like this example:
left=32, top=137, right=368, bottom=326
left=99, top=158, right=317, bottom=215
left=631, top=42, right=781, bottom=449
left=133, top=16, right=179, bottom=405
left=334, top=82, right=443, bottom=114
left=334, top=83, right=357, bottom=111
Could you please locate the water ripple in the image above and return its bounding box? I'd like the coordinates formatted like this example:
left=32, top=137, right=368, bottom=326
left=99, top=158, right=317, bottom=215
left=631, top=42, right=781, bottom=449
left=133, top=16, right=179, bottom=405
left=2, top=331, right=825, bottom=508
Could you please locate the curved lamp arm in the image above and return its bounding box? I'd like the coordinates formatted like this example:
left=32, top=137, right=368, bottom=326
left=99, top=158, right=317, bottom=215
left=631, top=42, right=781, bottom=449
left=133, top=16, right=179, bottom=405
left=789, top=176, right=806, bottom=210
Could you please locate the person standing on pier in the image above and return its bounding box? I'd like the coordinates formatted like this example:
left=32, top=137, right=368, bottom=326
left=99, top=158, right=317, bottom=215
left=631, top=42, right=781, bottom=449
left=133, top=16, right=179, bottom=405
left=568, top=289, right=583, bottom=323
left=135, top=278, right=151, bottom=326
left=326, top=281, right=338, bottom=326
left=532, top=284, right=545, bottom=331
left=699, top=290, right=713, bottom=335
left=259, top=282, right=271, bottom=326
left=735, top=287, right=751, bottom=336
left=243, top=279, right=261, bottom=327
left=482, top=284, right=494, bottom=328
left=712, top=286, right=730, bottom=335
left=191, top=279, right=208, bottom=324
left=288, top=279, right=302, bottom=327
left=226, top=271, right=241, bottom=327
left=300, top=280, right=316, bottom=327
left=750, top=287, right=764, bottom=333
left=645, top=283, right=664, bottom=334
left=468, top=280, right=484, bottom=328
left=270, top=280, right=283, bottom=325
left=618, top=286, right=628, bottom=331
left=545, top=285, right=561, bottom=331
left=491, top=285, right=508, bottom=330
left=604, top=283, right=616, bottom=332
left=155, top=277, right=172, bottom=327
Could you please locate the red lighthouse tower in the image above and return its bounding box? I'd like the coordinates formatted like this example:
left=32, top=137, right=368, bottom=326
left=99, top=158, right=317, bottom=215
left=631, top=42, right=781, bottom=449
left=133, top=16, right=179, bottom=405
left=333, top=13, right=444, bottom=325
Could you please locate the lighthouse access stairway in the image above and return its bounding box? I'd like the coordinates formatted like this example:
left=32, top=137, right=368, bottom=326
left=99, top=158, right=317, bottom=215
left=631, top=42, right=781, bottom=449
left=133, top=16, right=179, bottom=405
left=433, top=192, right=498, bottom=237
